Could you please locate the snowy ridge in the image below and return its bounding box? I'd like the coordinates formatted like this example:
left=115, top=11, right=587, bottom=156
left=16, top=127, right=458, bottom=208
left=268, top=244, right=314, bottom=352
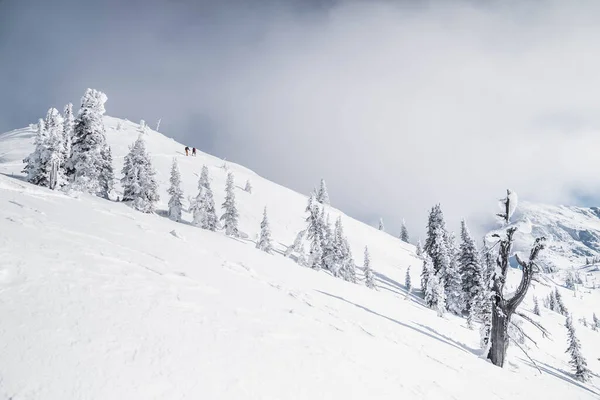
left=509, top=201, right=600, bottom=274
left=0, top=118, right=599, bottom=399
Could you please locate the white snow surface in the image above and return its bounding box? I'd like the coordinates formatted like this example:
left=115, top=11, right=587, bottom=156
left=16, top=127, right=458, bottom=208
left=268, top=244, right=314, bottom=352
left=0, top=118, right=599, bottom=399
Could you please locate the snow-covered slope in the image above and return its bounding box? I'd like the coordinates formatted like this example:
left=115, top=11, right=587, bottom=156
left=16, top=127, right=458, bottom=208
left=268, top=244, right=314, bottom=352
left=512, top=202, right=600, bottom=272
left=0, top=119, right=598, bottom=399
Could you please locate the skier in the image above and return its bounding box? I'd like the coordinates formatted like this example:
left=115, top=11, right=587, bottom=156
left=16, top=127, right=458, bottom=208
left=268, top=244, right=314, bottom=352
left=185, top=146, right=189, bottom=156
left=192, top=147, right=197, bottom=156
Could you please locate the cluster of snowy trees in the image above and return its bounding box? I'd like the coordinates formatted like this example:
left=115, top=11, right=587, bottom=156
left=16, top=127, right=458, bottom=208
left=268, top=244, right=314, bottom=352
left=419, top=191, right=553, bottom=369
left=284, top=178, right=403, bottom=289
left=542, top=288, right=568, bottom=316
left=419, top=205, right=493, bottom=328
left=564, top=269, right=583, bottom=289
left=24, top=89, right=114, bottom=197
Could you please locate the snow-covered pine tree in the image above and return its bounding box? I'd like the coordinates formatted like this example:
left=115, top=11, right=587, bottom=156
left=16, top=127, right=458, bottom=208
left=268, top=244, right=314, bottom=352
left=220, top=172, right=240, bottom=237
left=24, top=109, right=66, bottom=189
left=416, top=239, right=423, bottom=258
left=400, top=220, right=410, bottom=243
left=195, top=165, right=218, bottom=230
left=470, top=256, right=493, bottom=345
left=98, top=143, right=114, bottom=199
left=198, top=166, right=209, bottom=189
left=547, top=290, right=557, bottom=312
left=285, top=229, right=305, bottom=258
left=363, top=246, right=376, bottom=289
left=67, top=88, right=110, bottom=195
left=62, top=103, right=74, bottom=161
left=316, top=178, right=330, bottom=205
left=378, top=218, right=385, bottom=231
left=244, top=179, right=252, bottom=193
left=167, top=158, right=184, bottom=221
left=405, top=266, right=411, bottom=291
left=444, top=232, right=464, bottom=315
left=120, top=135, right=159, bottom=213
left=44, top=108, right=67, bottom=189
left=309, top=233, right=323, bottom=270
left=565, top=271, right=576, bottom=290
left=23, top=119, right=47, bottom=185
left=297, top=243, right=309, bottom=267
left=256, top=206, right=273, bottom=254
left=555, top=288, right=568, bottom=316
left=332, top=217, right=357, bottom=283
left=593, top=313, right=599, bottom=330
left=320, top=211, right=335, bottom=272
left=480, top=239, right=496, bottom=282
left=306, top=194, right=324, bottom=270
left=424, top=204, right=451, bottom=277
left=459, top=219, right=482, bottom=314
left=533, top=296, right=541, bottom=316
left=565, top=314, right=591, bottom=382
left=341, top=236, right=357, bottom=283
left=421, top=257, right=430, bottom=295
left=424, top=254, right=446, bottom=316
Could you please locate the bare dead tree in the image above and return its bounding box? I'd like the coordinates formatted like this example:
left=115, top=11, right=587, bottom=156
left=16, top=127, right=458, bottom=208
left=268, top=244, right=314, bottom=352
left=487, top=189, right=546, bottom=367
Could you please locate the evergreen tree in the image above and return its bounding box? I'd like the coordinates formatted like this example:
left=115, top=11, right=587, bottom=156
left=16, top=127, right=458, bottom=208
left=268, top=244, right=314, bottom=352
left=555, top=288, right=568, bottom=316
left=256, top=206, right=273, bottom=254
left=62, top=103, right=74, bottom=161
left=120, top=135, right=159, bottom=213
left=24, top=109, right=66, bottom=189
left=378, top=218, right=385, bottom=231
left=189, top=168, right=218, bottom=231
left=480, top=239, right=496, bottom=282
left=320, top=211, right=336, bottom=272
left=306, top=194, right=324, bottom=270
left=316, top=178, right=330, bottom=205
left=421, top=256, right=430, bottom=295
left=424, top=254, right=446, bottom=316
left=400, top=220, right=410, bottom=243
left=297, top=243, right=308, bottom=267
left=547, top=290, right=557, bottom=312
left=98, top=143, right=114, bottom=199
left=533, top=296, right=541, bottom=316
left=416, top=239, right=423, bottom=258
left=220, top=172, right=240, bottom=237
left=405, top=266, right=411, bottom=291
left=67, top=88, right=110, bottom=195
left=364, top=246, right=376, bottom=289
left=341, top=237, right=357, bottom=283
left=424, top=204, right=450, bottom=277
left=199, top=165, right=210, bottom=189
left=285, top=230, right=305, bottom=258
left=565, top=271, right=576, bottom=290
left=167, top=158, right=184, bottom=221
left=565, top=314, right=591, bottom=382
left=244, top=179, right=252, bottom=193
left=444, top=232, right=464, bottom=315
left=459, top=219, right=482, bottom=313
left=23, top=119, right=46, bottom=185
left=593, top=313, right=599, bottom=330
left=309, top=233, right=323, bottom=270
left=330, top=217, right=357, bottom=283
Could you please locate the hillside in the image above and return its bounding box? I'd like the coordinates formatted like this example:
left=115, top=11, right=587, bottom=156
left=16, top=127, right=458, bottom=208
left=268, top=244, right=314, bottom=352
left=0, top=118, right=598, bottom=399
left=514, top=201, right=600, bottom=273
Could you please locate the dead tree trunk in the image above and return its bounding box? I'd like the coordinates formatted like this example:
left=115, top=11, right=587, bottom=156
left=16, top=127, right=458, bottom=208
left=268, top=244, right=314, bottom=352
left=487, top=190, right=545, bottom=367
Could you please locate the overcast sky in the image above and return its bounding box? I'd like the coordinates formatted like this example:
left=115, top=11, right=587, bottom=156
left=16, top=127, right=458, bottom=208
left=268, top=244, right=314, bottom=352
left=3, top=0, right=600, bottom=239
